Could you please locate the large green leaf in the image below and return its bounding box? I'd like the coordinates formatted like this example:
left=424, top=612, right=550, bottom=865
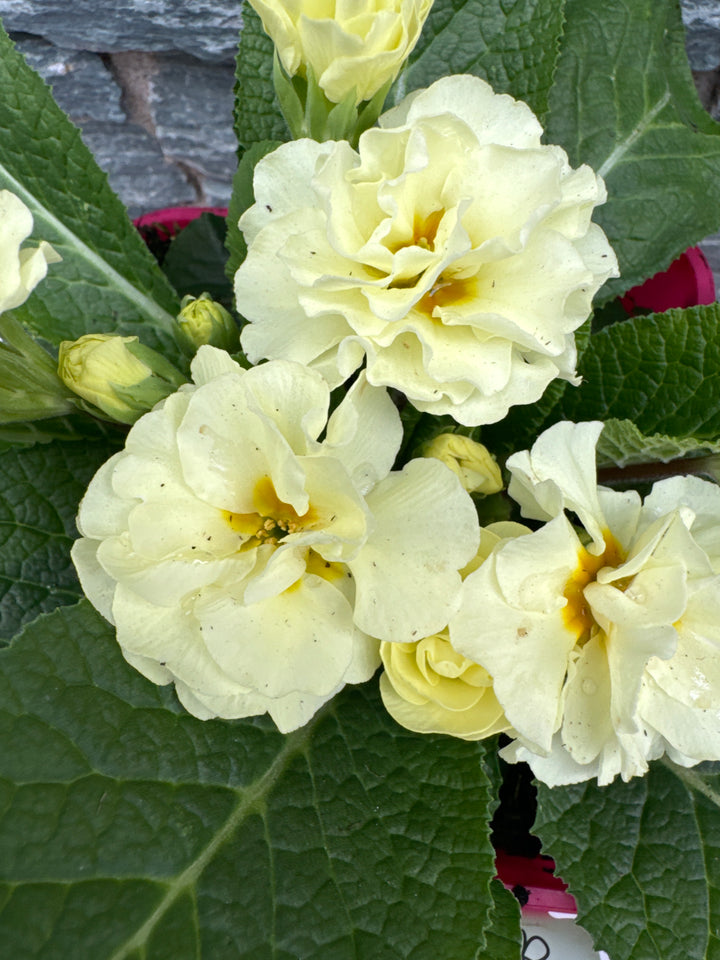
left=0, top=28, right=181, bottom=355
left=0, top=438, right=120, bottom=642
left=162, top=213, right=234, bottom=306
left=482, top=881, right=523, bottom=960
left=535, top=760, right=720, bottom=960
left=546, top=0, right=720, bottom=299
left=233, top=5, right=289, bottom=152
left=0, top=600, right=497, bottom=959
left=402, top=0, right=565, bottom=122
left=559, top=305, right=720, bottom=440
left=596, top=418, right=720, bottom=469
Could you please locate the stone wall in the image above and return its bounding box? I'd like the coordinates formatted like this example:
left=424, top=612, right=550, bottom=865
left=2, top=0, right=720, bottom=286
left=0, top=1, right=242, bottom=217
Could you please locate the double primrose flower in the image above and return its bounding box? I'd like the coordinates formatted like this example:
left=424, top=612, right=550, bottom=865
left=234, top=75, right=618, bottom=426
left=72, top=347, right=479, bottom=732
left=249, top=0, right=432, bottom=106
left=451, top=421, right=720, bottom=785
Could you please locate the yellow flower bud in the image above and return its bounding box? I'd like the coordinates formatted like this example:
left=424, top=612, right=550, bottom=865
left=176, top=293, right=238, bottom=354
left=379, top=630, right=513, bottom=741
left=250, top=0, right=433, bottom=105
left=422, top=433, right=503, bottom=495
left=58, top=334, right=185, bottom=425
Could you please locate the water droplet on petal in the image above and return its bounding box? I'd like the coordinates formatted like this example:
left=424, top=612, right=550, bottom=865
left=582, top=678, right=597, bottom=696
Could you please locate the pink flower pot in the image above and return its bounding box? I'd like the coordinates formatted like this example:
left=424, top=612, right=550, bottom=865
left=133, top=206, right=228, bottom=241
left=621, top=246, right=715, bottom=314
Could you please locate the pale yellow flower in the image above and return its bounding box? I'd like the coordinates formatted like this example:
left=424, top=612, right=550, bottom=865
left=72, top=348, right=479, bottom=732
left=58, top=333, right=185, bottom=424
left=235, top=76, right=618, bottom=426
left=249, top=0, right=433, bottom=104
left=380, top=629, right=512, bottom=740
left=380, top=521, right=527, bottom=739
left=451, top=421, right=720, bottom=785
left=421, top=433, right=502, bottom=494
left=0, top=190, right=60, bottom=314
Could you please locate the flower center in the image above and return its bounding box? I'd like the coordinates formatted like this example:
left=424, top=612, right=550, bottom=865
left=388, top=209, right=445, bottom=255
left=223, top=476, right=316, bottom=546
left=418, top=275, right=478, bottom=316
left=562, top=532, right=626, bottom=640
left=411, top=209, right=444, bottom=251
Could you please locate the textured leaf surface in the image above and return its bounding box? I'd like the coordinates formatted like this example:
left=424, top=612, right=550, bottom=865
left=0, top=28, right=180, bottom=355
left=482, top=881, right=522, bottom=960
left=0, top=601, right=496, bottom=959
left=546, top=0, right=720, bottom=298
left=535, top=761, right=720, bottom=960
left=234, top=6, right=289, bottom=152
left=597, top=418, right=720, bottom=469
left=402, top=0, right=565, bottom=122
left=559, top=305, right=720, bottom=440
left=0, top=416, right=114, bottom=452
left=0, top=438, right=120, bottom=641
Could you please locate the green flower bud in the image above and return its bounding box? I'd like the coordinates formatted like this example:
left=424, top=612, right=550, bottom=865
left=175, top=293, right=239, bottom=354
left=58, top=334, right=185, bottom=425
left=421, top=433, right=503, bottom=495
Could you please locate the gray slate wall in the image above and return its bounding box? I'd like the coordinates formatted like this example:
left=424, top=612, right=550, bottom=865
left=0, top=1, right=242, bottom=217
left=1, top=0, right=720, bottom=287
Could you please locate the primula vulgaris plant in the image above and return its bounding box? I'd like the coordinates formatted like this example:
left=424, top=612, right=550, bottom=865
left=4, top=1, right=720, bottom=958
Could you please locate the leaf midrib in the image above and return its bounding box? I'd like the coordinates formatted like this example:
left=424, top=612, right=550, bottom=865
left=0, top=164, right=178, bottom=337
left=106, top=718, right=319, bottom=960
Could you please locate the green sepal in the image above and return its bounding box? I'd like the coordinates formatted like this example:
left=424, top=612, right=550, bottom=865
left=0, top=316, right=76, bottom=423
left=272, top=55, right=392, bottom=147
left=272, top=52, right=306, bottom=140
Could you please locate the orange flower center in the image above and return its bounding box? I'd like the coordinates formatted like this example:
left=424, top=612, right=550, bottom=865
left=562, top=532, right=626, bottom=640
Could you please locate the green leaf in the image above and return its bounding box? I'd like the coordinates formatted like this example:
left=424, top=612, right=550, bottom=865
left=559, top=304, right=720, bottom=440
left=162, top=214, right=234, bottom=306
left=401, top=0, right=566, bottom=122
left=233, top=5, right=289, bottom=152
left=534, top=760, right=720, bottom=960
left=0, top=600, right=497, bottom=959
left=545, top=0, right=720, bottom=299
left=597, top=418, right=720, bottom=469
left=225, top=140, right=282, bottom=285
left=0, top=27, right=181, bottom=357
left=481, top=881, right=522, bottom=960
left=0, top=415, right=116, bottom=452
left=0, top=438, right=119, bottom=642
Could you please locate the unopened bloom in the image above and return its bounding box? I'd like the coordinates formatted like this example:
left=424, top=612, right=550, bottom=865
left=72, top=348, right=479, bottom=732
left=175, top=293, right=239, bottom=354
left=249, top=0, right=432, bottom=104
left=58, top=333, right=185, bottom=424
left=380, top=522, right=523, bottom=739
left=380, top=630, right=511, bottom=739
left=235, top=75, right=618, bottom=426
left=451, top=421, right=720, bottom=785
left=421, top=433, right=502, bottom=494
left=0, top=190, right=60, bottom=314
